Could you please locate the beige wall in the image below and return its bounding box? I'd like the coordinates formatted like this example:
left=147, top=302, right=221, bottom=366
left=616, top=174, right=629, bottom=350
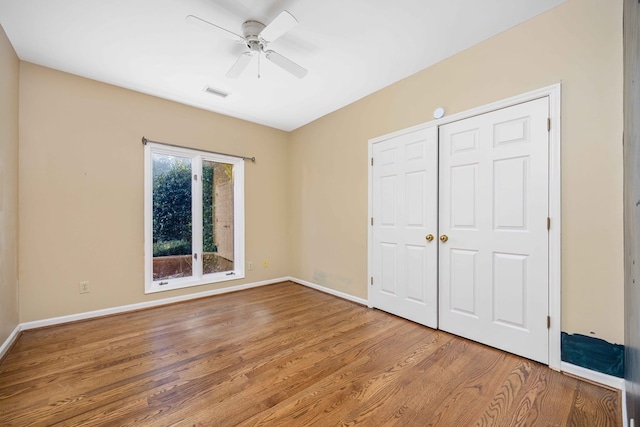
left=9, top=0, right=625, bottom=347
left=0, top=24, right=20, bottom=344
left=18, top=63, right=290, bottom=322
left=289, top=0, right=624, bottom=344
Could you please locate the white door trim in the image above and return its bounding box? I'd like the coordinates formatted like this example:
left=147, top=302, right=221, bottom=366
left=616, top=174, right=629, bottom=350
left=367, top=83, right=562, bottom=370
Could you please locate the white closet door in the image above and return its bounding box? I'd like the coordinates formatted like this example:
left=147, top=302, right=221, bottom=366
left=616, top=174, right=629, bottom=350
left=438, top=97, right=550, bottom=363
left=371, top=127, right=438, bottom=328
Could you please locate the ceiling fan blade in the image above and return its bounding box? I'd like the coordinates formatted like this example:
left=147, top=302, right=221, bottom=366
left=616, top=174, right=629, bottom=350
left=226, top=52, right=254, bottom=79
left=185, top=15, right=244, bottom=43
left=259, top=10, right=298, bottom=43
left=264, top=50, right=307, bottom=79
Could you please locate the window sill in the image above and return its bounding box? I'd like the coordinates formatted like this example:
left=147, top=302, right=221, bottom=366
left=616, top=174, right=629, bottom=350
left=145, top=271, right=246, bottom=294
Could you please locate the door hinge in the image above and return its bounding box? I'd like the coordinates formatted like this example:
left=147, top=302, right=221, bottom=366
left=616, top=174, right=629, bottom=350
left=547, top=316, right=551, bottom=329
left=547, top=217, right=551, bottom=230
left=370, top=276, right=374, bottom=286
left=547, top=118, right=551, bottom=132
left=371, top=157, right=374, bottom=166
left=371, top=217, right=374, bottom=226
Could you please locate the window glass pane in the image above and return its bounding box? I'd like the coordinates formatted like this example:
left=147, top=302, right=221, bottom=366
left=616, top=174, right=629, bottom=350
left=152, top=153, right=193, bottom=281
left=203, top=160, right=234, bottom=274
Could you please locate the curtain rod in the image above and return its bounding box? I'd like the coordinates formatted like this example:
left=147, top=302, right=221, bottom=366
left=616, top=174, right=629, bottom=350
left=142, top=137, right=256, bottom=163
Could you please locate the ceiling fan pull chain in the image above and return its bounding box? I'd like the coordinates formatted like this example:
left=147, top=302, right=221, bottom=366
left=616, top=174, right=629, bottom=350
left=258, top=53, right=261, bottom=79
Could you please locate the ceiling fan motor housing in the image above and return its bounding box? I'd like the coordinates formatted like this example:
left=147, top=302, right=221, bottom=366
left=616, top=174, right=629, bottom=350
left=242, top=20, right=267, bottom=52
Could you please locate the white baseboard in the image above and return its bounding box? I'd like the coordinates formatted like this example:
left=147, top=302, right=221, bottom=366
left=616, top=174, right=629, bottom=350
left=6, top=278, right=627, bottom=422
left=561, top=362, right=625, bottom=390
left=3, top=277, right=351, bottom=356
left=0, top=324, right=22, bottom=360
left=288, top=277, right=368, bottom=306
left=20, top=277, right=288, bottom=331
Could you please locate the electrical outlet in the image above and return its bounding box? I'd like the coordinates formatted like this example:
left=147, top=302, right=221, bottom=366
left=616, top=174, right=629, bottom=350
left=79, top=281, right=90, bottom=294
left=263, top=259, right=269, bottom=268
left=248, top=261, right=254, bottom=271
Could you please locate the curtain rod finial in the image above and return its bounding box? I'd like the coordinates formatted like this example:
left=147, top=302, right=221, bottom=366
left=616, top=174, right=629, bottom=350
left=142, top=136, right=148, bottom=145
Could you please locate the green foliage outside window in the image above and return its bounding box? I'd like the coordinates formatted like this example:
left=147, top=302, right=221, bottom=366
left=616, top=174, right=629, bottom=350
left=202, top=161, right=216, bottom=253
left=152, top=156, right=192, bottom=256
left=152, top=155, right=220, bottom=258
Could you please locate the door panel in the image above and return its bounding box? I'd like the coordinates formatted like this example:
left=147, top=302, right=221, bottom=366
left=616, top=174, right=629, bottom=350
left=450, top=249, right=478, bottom=316
left=406, top=245, right=426, bottom=301
left=439, top=97, right=549, bottom=364
left=380, top=243, right=397, bottom=295
left=494, top=157, right=529, bottom=230
left=450, top=164, right=478, bottom=229
left=493, top=252, right=527, bottom=328
left=371, top=127, right=438, bottom=328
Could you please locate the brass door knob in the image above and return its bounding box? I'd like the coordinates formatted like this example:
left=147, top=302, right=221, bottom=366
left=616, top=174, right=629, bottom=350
left=426, top=234, right=434, bottom=242
left=440, top=235, right=449, bottom=243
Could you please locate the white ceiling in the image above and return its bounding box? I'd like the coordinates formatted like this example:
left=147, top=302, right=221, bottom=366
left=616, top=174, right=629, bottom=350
left=0, top=0, right=566, bottom=131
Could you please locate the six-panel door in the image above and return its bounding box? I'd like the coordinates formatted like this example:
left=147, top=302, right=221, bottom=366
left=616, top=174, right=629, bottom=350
left=371, top=127, right=439, bottom=328
left=370, top=97, right=550, bottom=364
left=438, top=98, right=550, bottom=363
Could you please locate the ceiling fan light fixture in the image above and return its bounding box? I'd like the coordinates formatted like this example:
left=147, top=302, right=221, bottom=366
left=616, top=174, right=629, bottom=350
left=203, top=86, right=230, bottom=98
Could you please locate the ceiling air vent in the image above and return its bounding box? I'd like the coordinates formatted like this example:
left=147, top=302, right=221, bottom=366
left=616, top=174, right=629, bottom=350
left=203, top=86, right=230, bottom=98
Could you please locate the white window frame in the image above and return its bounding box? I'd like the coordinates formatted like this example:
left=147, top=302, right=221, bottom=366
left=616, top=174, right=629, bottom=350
left=144, top=142, right=245, bottom=294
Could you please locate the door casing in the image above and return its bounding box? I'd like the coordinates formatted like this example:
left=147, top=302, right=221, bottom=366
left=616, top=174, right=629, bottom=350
left=367, top=83, right=561, bottom=370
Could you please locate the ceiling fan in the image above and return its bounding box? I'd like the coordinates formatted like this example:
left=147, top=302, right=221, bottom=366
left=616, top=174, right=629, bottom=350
left=186, top=10, right=308, bottom=79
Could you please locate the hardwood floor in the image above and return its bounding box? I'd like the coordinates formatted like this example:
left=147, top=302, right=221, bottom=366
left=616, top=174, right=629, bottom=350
left=0, top=282, right=621, bottom=426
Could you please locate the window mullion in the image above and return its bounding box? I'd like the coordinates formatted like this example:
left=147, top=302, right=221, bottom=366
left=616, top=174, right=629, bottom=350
left=192, top=155, right=203, bottom=279
left=233, top=160, right=245, bottom=276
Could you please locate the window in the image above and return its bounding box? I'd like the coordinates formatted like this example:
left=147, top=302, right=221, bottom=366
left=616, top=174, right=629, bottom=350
left=144, top=142, right=244, bottom=293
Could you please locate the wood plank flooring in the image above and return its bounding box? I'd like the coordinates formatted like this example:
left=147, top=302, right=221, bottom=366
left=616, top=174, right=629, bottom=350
left=0, top=282, right=621, bottom=426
